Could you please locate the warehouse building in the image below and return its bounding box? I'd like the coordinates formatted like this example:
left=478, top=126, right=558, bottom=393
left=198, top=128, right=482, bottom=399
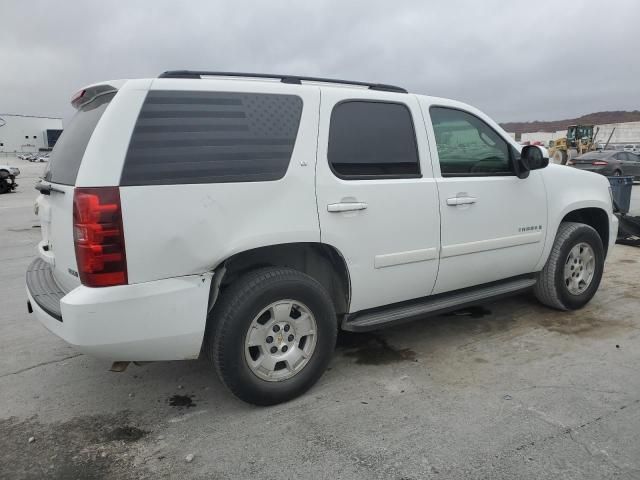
left=0, top=114, right=63, bottom=153
left=518, top=121, right=640, bottom=148
left=593, top=121, right=640, bottom=145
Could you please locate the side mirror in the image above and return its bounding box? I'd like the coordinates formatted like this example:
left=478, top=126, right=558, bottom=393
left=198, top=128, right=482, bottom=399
left=517, top=145, right=549, bottom=178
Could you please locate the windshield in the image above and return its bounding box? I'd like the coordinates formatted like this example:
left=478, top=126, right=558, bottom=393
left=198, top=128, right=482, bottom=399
left=576, top=126, right=592, bottom=139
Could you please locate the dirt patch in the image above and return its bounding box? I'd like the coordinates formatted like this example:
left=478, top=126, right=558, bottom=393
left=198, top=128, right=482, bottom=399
left=618, top=259, right=637, bottom=264
left=535, top=311, right=628, bottom=336
left=168, top=394, right=196, bottom=408
left=0, top=412, right=151, bottom=480
left=104, top=425, right=148, bottom=442
left=337, top=332, right=416, bottom=365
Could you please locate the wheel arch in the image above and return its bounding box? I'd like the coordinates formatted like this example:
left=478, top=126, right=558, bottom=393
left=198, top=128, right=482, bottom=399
left=208, top=242, right=351, bottom=317
left=535, top=195, right=613, bottom=272
left=560, top=207, right=610, bottom=256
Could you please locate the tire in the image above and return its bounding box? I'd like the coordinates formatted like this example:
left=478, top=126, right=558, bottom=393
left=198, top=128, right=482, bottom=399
left=0, top=171, right=10, bottom=194
left=534, top=222, right=604, bottom=311
left=553, top=150, right=567, bottom=165
left=205, top=267, right=337, bottom=405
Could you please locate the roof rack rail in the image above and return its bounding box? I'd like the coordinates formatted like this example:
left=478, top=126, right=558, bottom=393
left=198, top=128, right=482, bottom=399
left=158, top=70, right=407, bottom=93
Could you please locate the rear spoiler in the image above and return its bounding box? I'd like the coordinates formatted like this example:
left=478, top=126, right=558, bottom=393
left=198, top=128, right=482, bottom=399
left=70, top=84, right=118, bottom=109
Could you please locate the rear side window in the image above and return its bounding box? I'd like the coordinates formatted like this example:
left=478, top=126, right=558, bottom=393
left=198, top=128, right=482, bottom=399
left=430, top=107, right=513, bottom=177
left=45, top=92, right=115, bottom=185
left=328, top=101, right=420, bottom=179
left=120, top=91, right=303, bottom=185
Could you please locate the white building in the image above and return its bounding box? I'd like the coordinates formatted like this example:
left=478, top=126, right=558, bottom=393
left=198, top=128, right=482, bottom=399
left=594, top=121, right=640, bottom=146
left=518, top=122, right=640, bottom=147
left=0, top=114, right=63, bottom=153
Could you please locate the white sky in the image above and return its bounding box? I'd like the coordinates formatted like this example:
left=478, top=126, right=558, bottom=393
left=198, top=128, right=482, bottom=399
left=2, top=0, right=639, bottom=123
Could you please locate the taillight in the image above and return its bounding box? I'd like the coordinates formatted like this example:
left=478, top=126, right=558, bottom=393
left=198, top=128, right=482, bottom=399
left=592, top=161, right=608, bottom=166
left=73, top=187, right=127, bottom=287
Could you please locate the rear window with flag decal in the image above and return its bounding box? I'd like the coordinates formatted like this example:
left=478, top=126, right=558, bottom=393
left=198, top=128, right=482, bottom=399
left=120, top=90, right=303, bottom=185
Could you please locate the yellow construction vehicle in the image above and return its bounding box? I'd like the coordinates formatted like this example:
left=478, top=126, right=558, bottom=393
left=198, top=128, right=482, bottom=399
left=548, top=124, right=598, bottom=165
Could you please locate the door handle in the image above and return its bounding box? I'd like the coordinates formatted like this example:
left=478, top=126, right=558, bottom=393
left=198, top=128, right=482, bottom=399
left=446, top=196, right=477, bottom=206
left=327, top=202, right=368, bottom=212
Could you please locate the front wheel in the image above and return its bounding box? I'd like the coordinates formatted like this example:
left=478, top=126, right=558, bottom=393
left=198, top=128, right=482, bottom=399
left=534, top=222, right=604, bottom=310
left=205, top=267, right=337, bottom=405
left=552, top=149, right=568, bottom=165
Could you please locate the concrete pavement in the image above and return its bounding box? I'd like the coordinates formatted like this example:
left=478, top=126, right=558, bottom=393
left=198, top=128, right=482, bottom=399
left=1, top=159, right=640, bottom=479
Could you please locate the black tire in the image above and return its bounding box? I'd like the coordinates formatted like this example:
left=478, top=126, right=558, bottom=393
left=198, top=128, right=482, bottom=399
left=0, top=171, right=10, bottom=194
left=534, top=222, right=604, bottom=311
left=205, top=267, right=337, bottom=406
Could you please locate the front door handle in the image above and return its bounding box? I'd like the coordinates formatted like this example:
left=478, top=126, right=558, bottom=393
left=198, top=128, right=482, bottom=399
left=446, top=196, right=477, bottom=206
left=327, top=202, right=368, bottom=212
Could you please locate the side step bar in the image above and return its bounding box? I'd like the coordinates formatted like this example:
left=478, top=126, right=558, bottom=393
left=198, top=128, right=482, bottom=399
left=342, top=276, right=537, bottom=332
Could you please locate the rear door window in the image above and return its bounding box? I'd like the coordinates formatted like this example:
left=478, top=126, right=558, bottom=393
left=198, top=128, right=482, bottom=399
left=45, top=92, right=115, bottom=185
left=120, top=91, right=303, bottom=185
left=327, top=101, right=420, bottom=179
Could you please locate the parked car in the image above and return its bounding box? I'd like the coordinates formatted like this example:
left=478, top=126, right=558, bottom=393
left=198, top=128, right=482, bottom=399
left=0, top=164, right=19, bottom=193
left=26, top=72, right=618, bottom=405
left=26, top=153, right=39, bottom=162
left=17, top=153, right=30, bottom=160
left=36, top=153, right=49, bottom=162
left=568, top=150, right=640, bottom=179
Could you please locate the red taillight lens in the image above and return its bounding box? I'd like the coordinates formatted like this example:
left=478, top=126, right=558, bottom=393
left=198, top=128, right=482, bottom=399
left=73, top=187, right=127, bottom=287
left=592, top=161, right=608, bottom=166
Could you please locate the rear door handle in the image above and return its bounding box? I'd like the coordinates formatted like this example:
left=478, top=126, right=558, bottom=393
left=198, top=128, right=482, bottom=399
left=327, top=202, right=368, bottom=212
left=446, top=196, right=477, bottom=206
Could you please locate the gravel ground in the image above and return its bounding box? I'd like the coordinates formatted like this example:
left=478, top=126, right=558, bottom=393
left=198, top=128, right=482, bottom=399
left=1, top=158, right=640, bottom=479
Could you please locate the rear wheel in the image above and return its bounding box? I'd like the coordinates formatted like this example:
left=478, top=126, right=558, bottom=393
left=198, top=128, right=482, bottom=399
left=205, top=267, right=337, bottom=405
left=534, top=222, right=604, bottom=310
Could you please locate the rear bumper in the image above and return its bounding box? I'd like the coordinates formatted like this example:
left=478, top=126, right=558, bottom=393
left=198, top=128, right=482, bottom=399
left=26, top=258, right=213, bottom=361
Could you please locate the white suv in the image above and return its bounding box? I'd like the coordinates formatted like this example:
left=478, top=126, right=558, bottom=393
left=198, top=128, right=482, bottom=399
left=26, top=71, right=618, bottom=405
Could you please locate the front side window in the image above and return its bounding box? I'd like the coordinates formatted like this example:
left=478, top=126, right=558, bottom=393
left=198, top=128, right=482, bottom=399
left=328, top=101, right=420, bottom=179
left=430, top=107, right=512, bottom=177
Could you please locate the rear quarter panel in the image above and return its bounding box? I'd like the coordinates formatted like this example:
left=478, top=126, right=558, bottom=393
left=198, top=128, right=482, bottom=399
left=120, top=80, right=321, bottom=283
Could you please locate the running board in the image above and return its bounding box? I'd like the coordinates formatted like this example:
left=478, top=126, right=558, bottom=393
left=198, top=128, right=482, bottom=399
left=342, top=276, right=537, bottom=332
